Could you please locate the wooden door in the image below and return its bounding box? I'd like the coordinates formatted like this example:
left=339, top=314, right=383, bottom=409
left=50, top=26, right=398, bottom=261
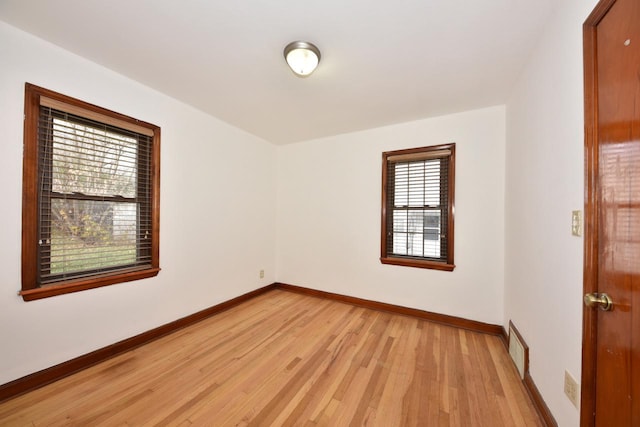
left=582, top=0, right=640, bottom=426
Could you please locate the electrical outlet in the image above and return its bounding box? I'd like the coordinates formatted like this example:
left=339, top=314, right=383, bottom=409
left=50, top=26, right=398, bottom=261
left=259, top=269, right=264, bottom=279
left=564, top=370, right=579, bottom=408
left=571, top=210, right=583, bottom=236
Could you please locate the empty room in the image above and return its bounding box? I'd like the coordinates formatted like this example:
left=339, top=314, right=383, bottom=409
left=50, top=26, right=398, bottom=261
left=0, top=0, right=637, bottom=426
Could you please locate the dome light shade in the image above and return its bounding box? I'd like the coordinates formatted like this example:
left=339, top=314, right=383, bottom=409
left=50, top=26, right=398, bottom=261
left=284, top=41, right=321, bottom=77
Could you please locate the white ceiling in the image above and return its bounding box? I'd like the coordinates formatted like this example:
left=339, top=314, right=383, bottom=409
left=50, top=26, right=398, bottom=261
left=0, top=0, right=558, bottom=144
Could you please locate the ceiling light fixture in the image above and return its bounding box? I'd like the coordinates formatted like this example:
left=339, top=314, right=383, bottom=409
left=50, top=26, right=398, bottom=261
left=283, top=41, right=321, bottom=77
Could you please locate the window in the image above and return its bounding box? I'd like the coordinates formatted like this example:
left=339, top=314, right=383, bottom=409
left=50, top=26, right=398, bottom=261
left=21, top=83, right=160, bottom=301
left=381, top=143, right=455, bottom=271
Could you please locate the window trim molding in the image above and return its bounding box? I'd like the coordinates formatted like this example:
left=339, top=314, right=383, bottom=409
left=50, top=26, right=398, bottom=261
left=20, top=83, right=161, bottom=301
left=380, top=143, right=456, bottom=271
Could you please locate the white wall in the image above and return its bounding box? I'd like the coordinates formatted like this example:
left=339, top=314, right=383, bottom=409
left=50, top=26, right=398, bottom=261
left=0, top=21, right=277, bottom=385
left=0, top=2, right=603, bottom=424
left=276, top=106, right=506, bottom=324
left=504, top=0, right=599, bottom=426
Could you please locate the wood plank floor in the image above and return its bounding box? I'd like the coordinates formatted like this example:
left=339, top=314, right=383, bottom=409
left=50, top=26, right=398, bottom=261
left=0, top=290, right=544, bottom=426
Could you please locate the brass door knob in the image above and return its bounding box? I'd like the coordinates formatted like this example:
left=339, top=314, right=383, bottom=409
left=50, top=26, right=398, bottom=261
left=584, top=293, right=613, bottom=311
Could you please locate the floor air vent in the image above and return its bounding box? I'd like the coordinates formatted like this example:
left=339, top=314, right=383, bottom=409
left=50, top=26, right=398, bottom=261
left=508, top=320, right=529, bottom=379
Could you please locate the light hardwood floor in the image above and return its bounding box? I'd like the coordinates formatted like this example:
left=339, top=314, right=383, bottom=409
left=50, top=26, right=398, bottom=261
left=0, top=290, right=543, bottom=426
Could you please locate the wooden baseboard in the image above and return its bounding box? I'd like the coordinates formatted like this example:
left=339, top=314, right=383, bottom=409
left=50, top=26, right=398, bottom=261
left=0, top=283, right=277, bottom=403
left=274, top=282, right=504, bottom=336
left=499, top=326, right=509, bottom=347
left=524, top=372, right=558, bottom=427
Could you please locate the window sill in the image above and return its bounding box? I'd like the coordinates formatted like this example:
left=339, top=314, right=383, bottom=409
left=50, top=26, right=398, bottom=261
left=19, top=267, right=160, bottom=301
left=380, top=257, right=455, bottom=271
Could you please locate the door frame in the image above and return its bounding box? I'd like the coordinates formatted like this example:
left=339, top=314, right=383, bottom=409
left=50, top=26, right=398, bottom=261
left=581, top=0, right=618, bottom=425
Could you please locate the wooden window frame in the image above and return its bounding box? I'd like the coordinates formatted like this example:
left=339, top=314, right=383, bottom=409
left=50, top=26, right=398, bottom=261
left=380, top=143, right=456, bottom=271
left=20, top=83, right=161, bottom=301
